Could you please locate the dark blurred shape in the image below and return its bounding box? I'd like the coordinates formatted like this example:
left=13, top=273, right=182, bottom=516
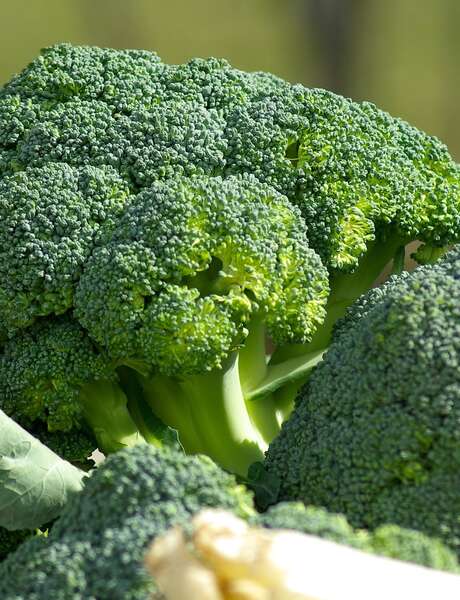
left=303, top=0, right=365, bottom=95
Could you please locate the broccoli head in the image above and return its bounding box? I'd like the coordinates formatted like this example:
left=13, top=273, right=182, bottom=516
left=265, top=246, right=460, bottom=555
left=1, top=44, right=460, bottom=476
left=0, top=445, right=254, bottom=600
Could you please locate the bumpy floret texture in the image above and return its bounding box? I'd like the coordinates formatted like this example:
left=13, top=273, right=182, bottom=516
left=0, top=445, right=254, bottom=600
left=265, top=247, right=460, bottom=555
left=74, top=174, right=328, bottom=375
left=0, top=43, right=458, bottom=291
left=0, top=162, right=129, bottom=333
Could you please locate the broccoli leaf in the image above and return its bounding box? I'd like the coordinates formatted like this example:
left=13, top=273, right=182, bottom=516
left=0, top=410, right=86, bottom=530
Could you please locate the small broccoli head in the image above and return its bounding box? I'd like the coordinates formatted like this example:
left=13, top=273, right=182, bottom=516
left=0, top=162, right=129, bottom=332
left=372, top=525, right=460, bottom=573
left=0, top=315, right=142, bottom=456
left=0, top=445, right=254, bottom=600
left=75, top=174, right=328, bottom=376
left=265, top=248, right=460, bottom=555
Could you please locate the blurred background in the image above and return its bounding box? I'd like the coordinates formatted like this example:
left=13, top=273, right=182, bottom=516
left=0, top=0, right=458, bottom=158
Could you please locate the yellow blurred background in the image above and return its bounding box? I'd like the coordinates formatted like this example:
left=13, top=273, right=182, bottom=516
left=0, top=0, right=458, bottom=158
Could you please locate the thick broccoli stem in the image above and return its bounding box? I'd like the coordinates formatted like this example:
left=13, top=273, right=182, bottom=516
left=79, top=380, right=144, bottom=454
left=139, top=353, right=267, bottom=476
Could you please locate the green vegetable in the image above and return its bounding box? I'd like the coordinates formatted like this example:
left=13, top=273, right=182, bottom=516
left=265, top=246, right=460, bottom=556
left=0, top=527, right=31, bottom=562
left=1, top=43, right=460, bottom=477
left=0, top=444, right=254, bottom=599
left=0, top=409, right=85, bottom=530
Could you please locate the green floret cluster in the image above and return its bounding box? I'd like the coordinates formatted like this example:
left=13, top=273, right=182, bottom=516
left=1, top=43, right=459, bottom=477
left=2, top=445, right=458, bottom=598
left=265, top=246, right=460, bottom=555
left=2, top=45, right=460, bottom=593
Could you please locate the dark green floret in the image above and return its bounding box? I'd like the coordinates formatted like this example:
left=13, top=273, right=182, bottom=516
left=265, top=246, right=460, bottom=556
left=0, top=445, right=254, bottom=600
left=0, top=528, right=32, bottom=562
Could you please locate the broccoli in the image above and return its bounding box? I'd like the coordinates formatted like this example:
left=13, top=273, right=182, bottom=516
left=0, top=444, right=254, bottom=600
left=255, top=503, right=460, bottom=573
left=1, top=44, right=460, bottom=476
left=265, top=246, right=460, bottom=556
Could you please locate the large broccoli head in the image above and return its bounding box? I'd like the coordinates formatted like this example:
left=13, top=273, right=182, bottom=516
left=1, top=43, right=460, bottom=476
left=265, top=246, right=460, bottom=555
left=0, top=445, right=254, bottom=600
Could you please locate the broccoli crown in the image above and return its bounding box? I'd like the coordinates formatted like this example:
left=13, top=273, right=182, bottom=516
left=0, top=43, right=458, bottom=278
left=0, top=528, right=31, bottom=562
left=0, top=445, right=254, bottom=600
left=265, top=247, right=460, bottom=554
left=75, top=174, right=328, bottom=375
left=255, top=502, right=459, bottom=573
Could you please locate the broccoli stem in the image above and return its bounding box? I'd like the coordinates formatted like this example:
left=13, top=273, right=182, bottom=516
left=138, top=352, right=269, bottom=476
left=79, top=379, right=144, bottom=454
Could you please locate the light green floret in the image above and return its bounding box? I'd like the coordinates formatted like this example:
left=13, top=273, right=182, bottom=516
left=75, top=174, right=329, bottom=475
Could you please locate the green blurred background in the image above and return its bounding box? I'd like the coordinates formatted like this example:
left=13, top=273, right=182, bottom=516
left=0, top=0, right=458, bottom=157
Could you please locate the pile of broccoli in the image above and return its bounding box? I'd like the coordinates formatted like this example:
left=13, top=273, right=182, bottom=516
left=1, top=43, right=460, bottom=596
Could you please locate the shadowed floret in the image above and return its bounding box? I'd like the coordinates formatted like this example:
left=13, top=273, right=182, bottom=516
left=0, top=528, right=31, bottom=562
left=0, top=162, right=129, bottom=333
left=0, top=315, right=141, bottom=459
left=0, top=445, right=254, bottom=600
left=265, top=247, right=460, bottom=555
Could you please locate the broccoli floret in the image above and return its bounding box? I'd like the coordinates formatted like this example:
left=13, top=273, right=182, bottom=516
left=72, top=173, right=328, bottom=474
left=255, top=503, right=459, bottom=573
left=254, top=502, right=370, bottom=551
left=0, top=315, right=143, bottom=458
left=0, top=162, right=129, bottom=333
left=0, top=528, right=31, bottom=562
left=0, top=445, right=254, bottom=599
left=265, top=246, right=460, bottom=555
